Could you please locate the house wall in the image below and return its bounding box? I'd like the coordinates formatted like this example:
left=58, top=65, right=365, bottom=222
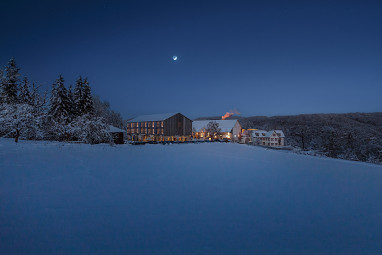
left=232, top=121, right=242, bottom=142
left=164, top=113, right=192, bottom=136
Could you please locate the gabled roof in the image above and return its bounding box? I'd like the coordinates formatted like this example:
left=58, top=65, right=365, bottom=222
left=192, top=120, right=238, bottom=133
left=251, top=130, right=285, bottom=138
left=250, top=130, right=268, bottom=137
left=274, top=130, right=285, bottom=137
left=108, top=125, right=125, bottom=133
left=127, top=113, right=180, bottom=123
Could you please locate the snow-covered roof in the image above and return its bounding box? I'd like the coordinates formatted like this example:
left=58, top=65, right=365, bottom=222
left=127, top=113, right=180, bottom=123
left=274, top=130, right=285, bottom=137
left=108, top=125, right=125, bottom=133
left=251, top=130, right=285, bottom=138
left=192, top=120, right=238, bottom=133
left=251, top=130, right=268, bottom=137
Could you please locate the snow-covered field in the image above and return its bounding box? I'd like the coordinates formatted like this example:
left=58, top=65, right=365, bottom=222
left=1, top=139, right=382, bottom=255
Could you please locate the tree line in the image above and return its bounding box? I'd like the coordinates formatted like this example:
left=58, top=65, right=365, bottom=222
left=0, top=58, right=123, bottom=144
left=239, top=113, right=382, bottom=164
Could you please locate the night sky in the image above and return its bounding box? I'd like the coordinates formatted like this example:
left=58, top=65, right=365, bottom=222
left=1, top=0, right=381, bottom=119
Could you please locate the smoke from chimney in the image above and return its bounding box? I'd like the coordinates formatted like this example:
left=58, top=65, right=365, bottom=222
left=222, top=109, right=240, bottom=120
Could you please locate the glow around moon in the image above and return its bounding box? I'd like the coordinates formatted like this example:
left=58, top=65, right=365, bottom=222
left=173, top=56, right=177, bottom=61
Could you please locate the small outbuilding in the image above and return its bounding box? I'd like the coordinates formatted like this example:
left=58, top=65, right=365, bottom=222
left=108, top=125, right=125, bottom=144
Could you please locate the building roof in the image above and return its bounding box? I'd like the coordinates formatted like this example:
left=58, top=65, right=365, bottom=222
left=274, top=130, right=285, bottom=137
left=192, top=120, right=238, bottom=133
left=250, top=130, right=268, bottom=137
left=127, top=113, right=180, bottom=123
left=251, top=130, right=285, bottom=138
left=108, top=125, right=125, bottom=133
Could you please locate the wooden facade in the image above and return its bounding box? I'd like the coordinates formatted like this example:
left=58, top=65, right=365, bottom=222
left=126, top=113, right=192, bottom=141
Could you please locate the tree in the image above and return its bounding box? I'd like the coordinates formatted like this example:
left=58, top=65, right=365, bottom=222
left=73, top=76, right=84, bottom=116
left=93, top=95, right=123, bottom=128
left=0, top=103, right=44, bottom=142
left=205, top=121, right=222, bottom=140
left=67, top=84, right=75, bottom=118
left=0, top=69, right=4, bottom=104
left=49, top=75, right=71, bottom=123
left=19, top=77, right=31, bottom=104
left=71, top=114, right=111, bottom=144
left=82, top=78, right=94, bottom=115
left=2, top=58, right=20, bottom=104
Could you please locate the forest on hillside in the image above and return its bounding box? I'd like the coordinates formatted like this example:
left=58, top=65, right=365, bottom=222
left=239, top=113, right=382, bottom=164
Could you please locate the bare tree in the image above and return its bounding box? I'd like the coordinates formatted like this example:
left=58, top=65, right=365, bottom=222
left=205, top=121, right=222, bottom=140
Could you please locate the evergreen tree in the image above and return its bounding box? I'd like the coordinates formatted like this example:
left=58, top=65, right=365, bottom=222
left=73, top=76, right=84, bottom=116
left=82, top=78, right=94, bottom=115
left=67, top=84, right=75, bottom=118
left=0, top=69, right=4, bottom=104
left=2, top=58, right=20, bottom=104
left=19, top=77, right=31, bottom=104
left=49, top=75, right=71, bottom=123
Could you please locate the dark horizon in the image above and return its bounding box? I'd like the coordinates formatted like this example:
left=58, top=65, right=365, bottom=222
left=1, top=0, right=381, bottom=119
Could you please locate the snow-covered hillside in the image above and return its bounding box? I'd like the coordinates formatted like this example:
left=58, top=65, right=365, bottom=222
left=1, top=139, right=382, bottom=255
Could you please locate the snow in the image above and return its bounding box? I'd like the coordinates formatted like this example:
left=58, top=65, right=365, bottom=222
left=127, top=112, right=180, bottom=122
left=193, top=119, right=238, bottom=132
left=1, top=139, right=382, bottom=255
left=108, top=125, right=125, bottom=133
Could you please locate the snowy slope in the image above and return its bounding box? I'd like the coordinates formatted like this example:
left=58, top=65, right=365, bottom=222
left=1, top=139, right=382, bottom=255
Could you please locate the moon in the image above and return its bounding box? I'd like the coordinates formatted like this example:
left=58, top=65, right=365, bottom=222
left=173, top=56, right=177, bottom=61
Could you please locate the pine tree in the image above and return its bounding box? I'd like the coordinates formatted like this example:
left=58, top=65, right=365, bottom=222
left=49, top=75, right=71, bottom=123
left=67, top=84, right=75, bottom=118
left=82, top=78, right=94, bottom=115
left=0, top=69, right=4, bottom=104
left=19, top=77, right=31, bottom=104
left=2, top=58, right=20, bottom=104
left=73, top=76, right=84, bottom=116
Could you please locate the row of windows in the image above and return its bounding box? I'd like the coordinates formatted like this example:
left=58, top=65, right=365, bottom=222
left=128, top=122, right=164, bottom=128
left=127, top=128, right=164, bottom=135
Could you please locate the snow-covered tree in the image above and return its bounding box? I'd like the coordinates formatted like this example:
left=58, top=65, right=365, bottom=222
left=0, top=103, right=45, bottom=142
left=2, top=58, right=20, bottom=104
left=0, top=69, right=4, bottom=104
left=71, top=114, right=110, bottom=144
left=49, top=75, right=71, bottom=123
left=73, top=76, right=84, bottom=116
left=93, top=95, right=124, bottom=128
left=67, top=84, right=75, bottom=118
left=19, top=77, right=32, bottom=104
left=82, top=78, right=94, bottom=115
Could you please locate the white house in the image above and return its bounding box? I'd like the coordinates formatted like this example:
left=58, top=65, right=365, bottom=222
left=192, top=119, right=242, bottom=141
left=251, top=130, right=285, bottom=147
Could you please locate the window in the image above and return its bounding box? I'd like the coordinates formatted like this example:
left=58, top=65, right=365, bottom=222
left=144, top=122, right=147, bottom=127
left=152, top=122, right=155, bottom=127
left=161, top=121, right=164, bottom=127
